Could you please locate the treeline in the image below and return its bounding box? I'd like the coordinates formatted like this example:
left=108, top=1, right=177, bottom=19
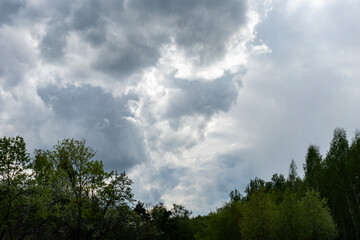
left=196, top=128, right=360, bottom=240
left=0, top=128, right=359, bottom=239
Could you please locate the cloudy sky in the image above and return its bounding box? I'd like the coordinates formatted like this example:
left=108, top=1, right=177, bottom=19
left=0, top=0, right=359, bottom=214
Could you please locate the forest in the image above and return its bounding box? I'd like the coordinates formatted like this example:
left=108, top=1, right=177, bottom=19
left=0, top=127, right=359, bottom=239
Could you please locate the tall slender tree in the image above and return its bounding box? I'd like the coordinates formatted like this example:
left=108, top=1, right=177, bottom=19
left=303, top=145, right=322, bottom=191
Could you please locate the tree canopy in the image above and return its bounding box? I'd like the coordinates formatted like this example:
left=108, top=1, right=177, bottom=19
left=1, top=127, right=359, bottom=239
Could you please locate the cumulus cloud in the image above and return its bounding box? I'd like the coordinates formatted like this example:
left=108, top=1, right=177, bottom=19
left=0, top=0, right=271, bottom=214
left=33, top=0, right=250, bottom=80
left=4, top=0, right=358, bottom=216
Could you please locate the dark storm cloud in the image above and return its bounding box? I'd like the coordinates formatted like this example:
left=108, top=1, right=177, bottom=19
left=129, top=0, right=248, bottom=65
left=34, top=0, right=248, bottom=76
left=93, top=40, right=161, bottom=78
left=166, top=74, right=240, bottom=120
left=0, top=0, right=24, bottom=25
left=37, top=0, right=74, bottom=62
left=37, top=83, right=149, bottom=170
left=71, top=0, right=101, bottom=31
left=39, top=24, right=69, bottom=62
left=71, top=0, right=107, bottom=46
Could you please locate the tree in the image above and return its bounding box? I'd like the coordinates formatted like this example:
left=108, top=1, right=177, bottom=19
left=244, top=177, right=265, bottom=197
left=275, top=190, right=302, bottom=239
left=133, top=201, right=158, bottom=239
left=205, top=201, right=244, bottom=240
left=346, top=130, right=360, bottom=239
left=322, top=128, right=352, bottom=239
left=0, top=136, right=31, bottom=239
left=303, top=145, right=322, bottom=191
left=30, top=138, right=135, bottom=239
left=298, top=190, right=337, bottom=239
left=150, top=203, right=172, bottom=239
left=229, top=189, right=242, bottom=203
left=269, top=173, right=286, bottom=203
left=241, top=189, right=278, bottom=240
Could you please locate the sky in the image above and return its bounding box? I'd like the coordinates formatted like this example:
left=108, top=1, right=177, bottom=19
left=0, top=0, right=359, bottom=215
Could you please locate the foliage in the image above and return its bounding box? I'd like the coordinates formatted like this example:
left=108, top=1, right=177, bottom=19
left=1, top=128, right=359, bottom=239
left=0, top=136, right=31, bottom=239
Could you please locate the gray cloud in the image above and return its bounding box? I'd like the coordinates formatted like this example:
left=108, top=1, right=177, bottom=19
left=70, top=0, right=107, bottom=46
left=93, top=40, right=161, bottom=78
left=0, top=29, right=35, bottom=89
left=200, top=150, right=255, bottom=207
left=33, top=0, right=248, bottom=76
left=39, top=24, right=69, bottom=62
left=37, top=83, right=149, bottom=170
left=166, top=74, right=240, bottom=122
left=155, top=166, right=188, bottom=190
left=71, top=0, right=101, bottom=31
left=0, top=0, right=24, bottom=26
left=129, top=0, right=248, bottom=65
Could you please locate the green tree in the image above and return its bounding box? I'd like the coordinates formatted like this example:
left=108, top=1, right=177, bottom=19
left=204, top=192, right=244, bottom=240
left=298, top=190, right=337, bottom=239
left=346, top=130, right=360, bottom=239
left=321, top=128, right=352, bottom=239
left=0, top=136, right=31, bottom=239
left=30, top=138, right=134, bottom=239
left=275, top=191, right=302, bottom=239
left=241, top=189, right=278, bottom=240
left=150, top=203, right=172, bottom=239
left=287, top=159, right=303, bottom=192
left=244, top=177, right=265, bottom=197
left=303, top=145, right=322, bottom=191
left=269, top=173, right=286, bottom=204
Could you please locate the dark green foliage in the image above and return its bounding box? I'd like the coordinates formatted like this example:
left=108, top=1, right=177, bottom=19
left=205, top=200, right=244, bottom=240
left=244, top=177, right=265, bottom=196
left=304, top=145, right=322, bottom=191
left=149, top=203, right=194, bottom=240
left=0, top=136, right=31, bottom=239
left=347, top=130, right=360, bottom=238
left=319, top=128, right=359, bottom=239
left=286, top=159, right=304, bottom=193
left=229, top=189, right=242, bottom=202
left=241, top=189, right=277, bottom=240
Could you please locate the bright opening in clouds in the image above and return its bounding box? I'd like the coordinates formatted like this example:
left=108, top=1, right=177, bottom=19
left=0, top=0, right=359, bottom=214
